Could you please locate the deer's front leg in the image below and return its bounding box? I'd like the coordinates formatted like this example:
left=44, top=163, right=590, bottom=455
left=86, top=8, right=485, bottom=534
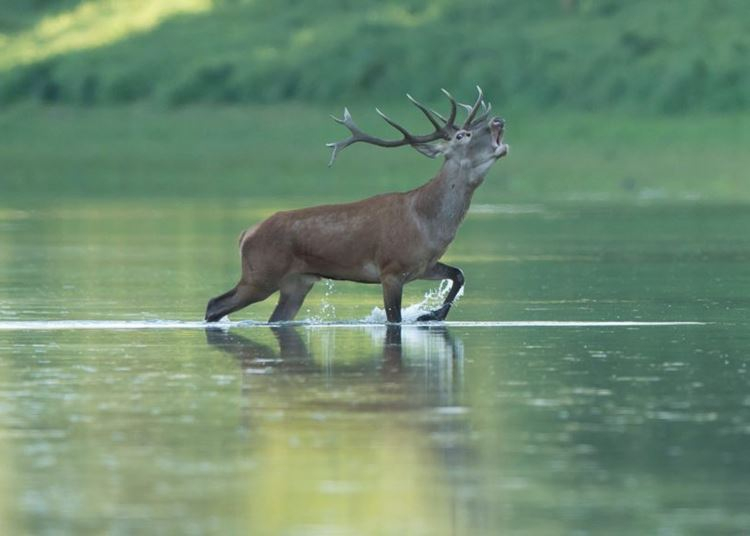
left=417, top=262, right=465, bottom=321
left=381, top=276, right=404, bottom=323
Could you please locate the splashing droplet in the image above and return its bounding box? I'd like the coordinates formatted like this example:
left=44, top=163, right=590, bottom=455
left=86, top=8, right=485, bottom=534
left=364, top=280, right=464, bottom=323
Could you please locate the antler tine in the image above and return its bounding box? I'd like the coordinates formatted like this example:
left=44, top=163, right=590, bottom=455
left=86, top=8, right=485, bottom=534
left=430, top=109, right=448, bottom=123
left=377, top=105, right=457, bottom=144
left=440, top=88, right=458, bottom=128
left=325, top=141, right=344, bottom=167
left=468, top=100, right=493, bottom=128
left=461, top=85, right=484, bottom=128
left=406, top=93, right=442, bottom=130
left=375, top=107, right=414, bottom=139
left=326, top=107, right=406, bottom=166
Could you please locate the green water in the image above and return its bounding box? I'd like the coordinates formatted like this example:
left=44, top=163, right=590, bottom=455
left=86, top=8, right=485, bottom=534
left=0, top=200, right=749, bottom=534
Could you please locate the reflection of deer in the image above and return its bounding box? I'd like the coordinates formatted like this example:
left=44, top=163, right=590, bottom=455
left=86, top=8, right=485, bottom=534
left=206, top=324, right=460, bottom=372
left=204, top=325, right=462, bottom=400
left=205, top=87, right=508, bottom=324
left=205, top=325, right=476, bottom=534
left=205, top=325, right=313, bottom=375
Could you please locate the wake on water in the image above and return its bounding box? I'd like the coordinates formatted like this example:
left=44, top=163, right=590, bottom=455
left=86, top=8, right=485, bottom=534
left=0, top=282, right=704, bottom=331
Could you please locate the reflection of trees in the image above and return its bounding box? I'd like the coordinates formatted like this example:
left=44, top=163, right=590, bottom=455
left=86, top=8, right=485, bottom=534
left=205, top=325, right=479, bottom=535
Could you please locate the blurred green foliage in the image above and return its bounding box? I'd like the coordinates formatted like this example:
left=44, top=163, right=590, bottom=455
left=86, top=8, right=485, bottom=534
left=0, top=0, right=80, bottom=32
left=1, top=0, right=748, bottom=202
left=1, top=0, right=749, bottom=112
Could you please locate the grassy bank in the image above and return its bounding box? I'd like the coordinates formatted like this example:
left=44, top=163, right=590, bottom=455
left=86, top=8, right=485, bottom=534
left=1, top=104, right=748, bottom=203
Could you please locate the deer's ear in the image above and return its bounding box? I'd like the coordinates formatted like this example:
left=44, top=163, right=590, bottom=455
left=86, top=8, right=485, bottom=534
left=412, top=141, right=447, bottom=159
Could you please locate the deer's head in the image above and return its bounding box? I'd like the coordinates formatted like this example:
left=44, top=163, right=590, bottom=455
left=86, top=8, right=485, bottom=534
left=327, top=87, right=508, bottom=179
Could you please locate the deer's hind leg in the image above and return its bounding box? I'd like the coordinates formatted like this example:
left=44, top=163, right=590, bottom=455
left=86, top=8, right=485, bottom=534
left=269, top=274, right=318, bottom=323
left=205, top=281, right=276, bottom=322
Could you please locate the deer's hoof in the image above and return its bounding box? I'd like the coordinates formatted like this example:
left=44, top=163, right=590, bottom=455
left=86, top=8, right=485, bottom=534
left=417, top=304, right=450, bottom=322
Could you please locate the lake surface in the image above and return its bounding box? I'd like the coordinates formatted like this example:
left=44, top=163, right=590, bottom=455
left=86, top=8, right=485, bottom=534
left=0, top=200, right=748, bottom=534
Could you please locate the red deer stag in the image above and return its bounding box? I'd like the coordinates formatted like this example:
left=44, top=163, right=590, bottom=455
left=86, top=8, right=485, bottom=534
left=205, top=87, right=508, bottom=323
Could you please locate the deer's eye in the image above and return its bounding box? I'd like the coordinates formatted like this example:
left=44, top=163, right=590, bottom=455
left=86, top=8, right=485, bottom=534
left=456, top=133, right=464, bottom=140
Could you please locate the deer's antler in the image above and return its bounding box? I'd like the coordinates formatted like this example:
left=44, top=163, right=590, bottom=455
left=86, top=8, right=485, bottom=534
left=462, top=86, right=485, bottom=129
left=469, top=100, right=492, bottom=128
left=327, top=89, right=458, bottom=166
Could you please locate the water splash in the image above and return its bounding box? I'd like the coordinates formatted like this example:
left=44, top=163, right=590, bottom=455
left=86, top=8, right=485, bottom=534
left=364, top=280, right=464, bottom=323
left=320, top=279, right=337, bottom=320
left=304, top=279, right=337, bottom=322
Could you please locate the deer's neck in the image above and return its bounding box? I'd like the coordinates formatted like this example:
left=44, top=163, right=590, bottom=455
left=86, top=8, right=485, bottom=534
left=412, top=160, right=480, bottom=244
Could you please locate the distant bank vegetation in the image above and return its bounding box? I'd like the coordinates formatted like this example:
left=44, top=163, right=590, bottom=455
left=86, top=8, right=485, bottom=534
left=1, top=0, right=748, bottom=112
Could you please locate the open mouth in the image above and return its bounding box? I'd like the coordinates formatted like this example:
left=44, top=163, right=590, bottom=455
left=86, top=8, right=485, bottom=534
left=490, top=119, right=504, bottom=146
left=490, top=118, right=508, bottom=156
